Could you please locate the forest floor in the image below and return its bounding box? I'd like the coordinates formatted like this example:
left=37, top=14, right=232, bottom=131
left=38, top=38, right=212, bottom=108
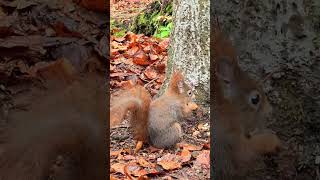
left=110, top=0, right=210, bottom=179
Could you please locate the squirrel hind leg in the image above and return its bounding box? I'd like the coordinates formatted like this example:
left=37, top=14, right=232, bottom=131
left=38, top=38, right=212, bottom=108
left=134, top=141, right=144, bottom=154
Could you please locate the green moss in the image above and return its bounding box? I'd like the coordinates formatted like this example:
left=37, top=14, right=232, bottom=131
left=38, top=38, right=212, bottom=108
left=111, top=18, right=127, bottom=37
left=130, top=0, right=173, bottom=38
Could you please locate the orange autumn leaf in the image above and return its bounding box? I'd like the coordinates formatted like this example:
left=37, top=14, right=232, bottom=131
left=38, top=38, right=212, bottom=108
left=149, top=54, right=158, bottom=61
left=137, top=175, right=150, bottom=180
left=156, top=74, right=165, bottom=83
left=177, top=143, right=203, bottom=151
left=180, top=148, right=192, bottom=163
left=127, top=46, right=139, bottom=56
left=157, top=153, right=182, bottom=170
left=159, top=38, right=170, bottom=50
left=138, top=158, right=152, bottom=168
left=133, top=50, right=150, bottom=66
left=111, top=49, right=120, bottom=56
left=110, top=149, right=123, bottom=157
left=111, top=163, right=126, bottom=174
left=194, top=150, right=210, bottom=168
left=144, top=67, right=158, bottom=79
left=123, top=155, right=136, bottom=161
left=124, top=162, right=146, bottom=177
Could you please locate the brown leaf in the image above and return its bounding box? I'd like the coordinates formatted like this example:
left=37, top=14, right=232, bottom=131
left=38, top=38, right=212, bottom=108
left=138, top=158, right=152, bottom=168
left=194, top=150, right=210, bottom=168
left=29, top=58, right=76, bottom=83
left=127, top=46, right=139, bottom=57
left=156, top=74, right=165, bottom=83
left=137, top=175, right=150, bottom=180
left=180, top=148, right=192, bottom=163
left=124, top=163, right=143, bottom=177
left=133, top=50, right=150, bottom=66
left=149, top=54, right=158, bottom=61
left=162, top=176, right=173, bottom=180
left=203, top=141, right=210, bottom=149
left=177, top=143, right=203, bottom=151
left=159, top=38, right=170, bottom=50
left=148, top=146, right=162, bottom=153
left=114, top=37, right=126, bottom=42
left=111, top=163, right=126, bottom=174
left=123, top=155, right=136, bottom=161
left=157, top=153, right=182, bottom=170
left=144, top=67, right=157, bottom=80
left=110, top=149, right=123, bottom=157
left=110, top=175, right=121, bottom=180
left=110, top=72, right=135, bottom=78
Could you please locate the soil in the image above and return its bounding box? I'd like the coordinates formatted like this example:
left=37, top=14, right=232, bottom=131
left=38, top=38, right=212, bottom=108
left=213, top=0, right=320, bottom=179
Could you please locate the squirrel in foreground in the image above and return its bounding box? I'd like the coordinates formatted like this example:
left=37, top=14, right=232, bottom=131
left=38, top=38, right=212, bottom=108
left=0, top=59, right=107, bottom=180
left=212, top=30, right=282, bottom=179
left=110, top=71, right=198, bottom=152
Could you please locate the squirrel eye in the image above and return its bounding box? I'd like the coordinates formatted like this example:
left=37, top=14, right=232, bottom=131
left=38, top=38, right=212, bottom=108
left=187, top=90, right=192, bottom=97
left=249, top=91, right=260, bottom=107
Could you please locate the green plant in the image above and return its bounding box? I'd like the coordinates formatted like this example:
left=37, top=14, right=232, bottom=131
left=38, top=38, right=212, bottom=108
left=154, top=22, right=173, bottom=38
left=111, top=18, right=127, bottom=38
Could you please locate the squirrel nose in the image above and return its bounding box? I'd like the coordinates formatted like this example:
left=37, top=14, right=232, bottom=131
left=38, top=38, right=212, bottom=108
left=189, top=102, right=198, bottom=111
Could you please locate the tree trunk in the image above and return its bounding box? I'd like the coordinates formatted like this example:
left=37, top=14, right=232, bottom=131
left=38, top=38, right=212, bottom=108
left=159, top=0, right=210, bottom=105
left=213, top=0, right=320, bottom=178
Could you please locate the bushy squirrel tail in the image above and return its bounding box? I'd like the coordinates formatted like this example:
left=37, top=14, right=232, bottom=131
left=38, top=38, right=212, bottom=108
left=110, top=85, right=152, bottom=142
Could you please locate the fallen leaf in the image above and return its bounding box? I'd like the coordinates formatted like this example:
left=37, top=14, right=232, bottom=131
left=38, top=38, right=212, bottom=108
left=159, top=38, right=170, bottom=50
left=111, top=163, right=126, bottom=174
left=157, top=153, right=182, bottom=170
left=124, top=162, right=144, bottom=177
left=124, top=155, right=136, bottom=161
left=114, top=37, right=126, bottom=42
left=180, top=148, right=192, bottom=163
left=138, top=175, right=150, bottom=180
left=144, top=67, right=158, bottom=79
left=162, top=176, right=173, bottom=180
left=127, top=46, right=139, bottom=56
left=177, top=143, right=203, bottom=151
left=194, top=150, right=210, bottom=168
left=110, top=149, right=123, bottom=157
left=149, top=54, right=158, bottom=61
left=203, top=141, right=210, bottom=149
left=110, top=72, right=135, bottom=78
left=138, top=158, right=153, bottom=168
left=148, top=146, right=162, bottom=153
left=133, top=50, right=149, bottom=66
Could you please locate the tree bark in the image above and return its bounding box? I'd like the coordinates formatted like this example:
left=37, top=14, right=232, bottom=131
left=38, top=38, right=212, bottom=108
left=159, top=0, right=210, bottom=105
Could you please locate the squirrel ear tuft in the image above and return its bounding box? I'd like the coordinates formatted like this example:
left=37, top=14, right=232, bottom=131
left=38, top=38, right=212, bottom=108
left=169, top=70, right=185, bottom=94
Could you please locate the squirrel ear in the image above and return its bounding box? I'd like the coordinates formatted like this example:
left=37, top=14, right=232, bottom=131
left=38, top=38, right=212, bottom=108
left=177, top=80, right=184, bottom=94
left=216, top=56, right=235, bottom=83
left=169, top=70, right=185, bottom=94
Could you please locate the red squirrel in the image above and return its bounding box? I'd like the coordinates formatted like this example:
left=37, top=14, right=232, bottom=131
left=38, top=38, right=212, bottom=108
left=212, top=30, right=282, bottom=179
left=0, top=59, right=107, bottom=180
left=110, top=71, right=198, bottom=153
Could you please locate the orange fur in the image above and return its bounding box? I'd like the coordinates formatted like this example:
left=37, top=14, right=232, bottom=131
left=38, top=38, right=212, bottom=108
left=110, top=71, right=198, bottom=149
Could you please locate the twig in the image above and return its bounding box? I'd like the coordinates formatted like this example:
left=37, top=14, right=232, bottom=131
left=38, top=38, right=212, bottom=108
left=144, top=77, right=159, bottom=88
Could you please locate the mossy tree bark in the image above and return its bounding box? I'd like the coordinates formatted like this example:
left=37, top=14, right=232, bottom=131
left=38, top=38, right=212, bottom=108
left=159, top=0, right=210, bottom=105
